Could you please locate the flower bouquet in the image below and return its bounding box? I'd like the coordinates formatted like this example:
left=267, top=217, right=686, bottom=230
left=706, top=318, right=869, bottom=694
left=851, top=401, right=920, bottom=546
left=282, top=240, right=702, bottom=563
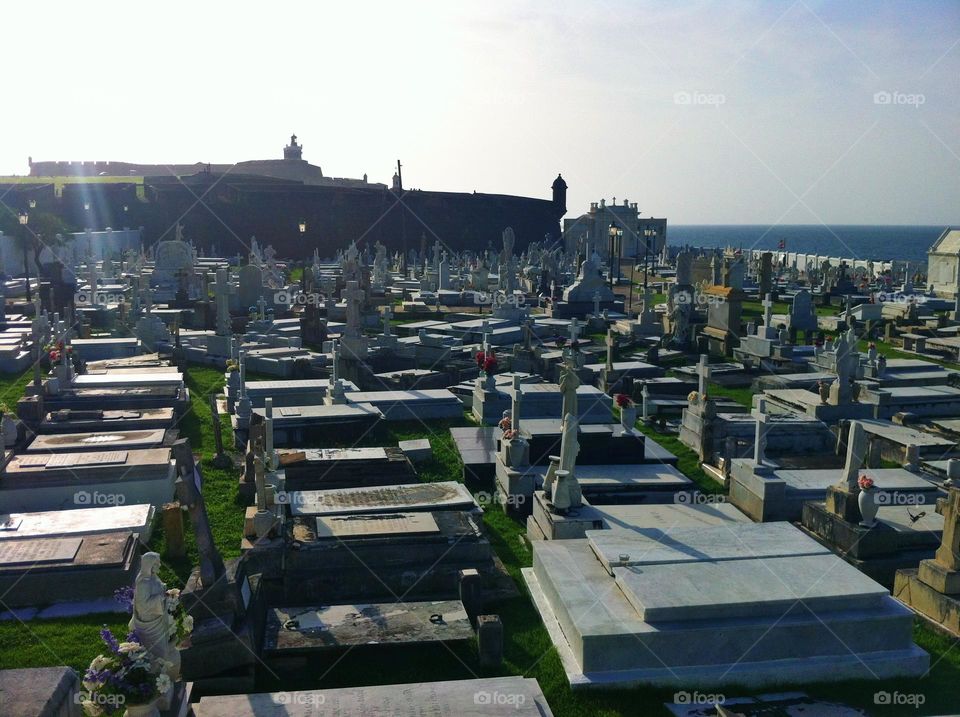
left=165, top=588, right=194, bottom=646
left=614, top=394, right=634, bottom=409
left=79, top=628, right=171, bottom=717
left=858, top=475, right=875, bottom=491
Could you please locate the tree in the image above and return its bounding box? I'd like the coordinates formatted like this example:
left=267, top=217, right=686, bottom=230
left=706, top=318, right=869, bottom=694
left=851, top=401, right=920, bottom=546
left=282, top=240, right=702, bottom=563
left=0, top=208, right=73, bottom=302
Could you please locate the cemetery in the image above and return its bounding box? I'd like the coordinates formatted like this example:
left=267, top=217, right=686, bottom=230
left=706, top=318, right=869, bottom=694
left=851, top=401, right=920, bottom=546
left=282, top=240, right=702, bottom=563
left=0, top=229, right=957, bottom=717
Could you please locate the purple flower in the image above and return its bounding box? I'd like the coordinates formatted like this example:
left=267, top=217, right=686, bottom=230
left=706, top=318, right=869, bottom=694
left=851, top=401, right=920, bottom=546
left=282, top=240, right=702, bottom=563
left=113, top=586, right=134, bottom=612
left=100, top=627, right=120, bottom=655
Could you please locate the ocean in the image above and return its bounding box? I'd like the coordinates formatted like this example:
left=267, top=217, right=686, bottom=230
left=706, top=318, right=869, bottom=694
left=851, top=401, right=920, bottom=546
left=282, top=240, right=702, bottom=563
left=668, top=225, right=949, bottom=265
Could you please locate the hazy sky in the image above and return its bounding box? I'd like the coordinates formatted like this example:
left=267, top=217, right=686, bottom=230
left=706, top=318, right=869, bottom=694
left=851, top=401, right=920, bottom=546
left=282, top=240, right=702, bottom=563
left=6, top=1, right=958, bottom=225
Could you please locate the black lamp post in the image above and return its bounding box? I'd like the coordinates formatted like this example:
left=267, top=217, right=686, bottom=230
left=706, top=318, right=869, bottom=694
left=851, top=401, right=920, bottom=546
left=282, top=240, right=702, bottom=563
left=608, top=222, right=623, bottom=288
left=18, top=211, right=32, bottom=302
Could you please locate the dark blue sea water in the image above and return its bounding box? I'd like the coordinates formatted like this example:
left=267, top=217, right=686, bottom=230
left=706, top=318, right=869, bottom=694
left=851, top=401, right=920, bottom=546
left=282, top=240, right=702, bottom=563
left=668, top=225, right=948, bottom=265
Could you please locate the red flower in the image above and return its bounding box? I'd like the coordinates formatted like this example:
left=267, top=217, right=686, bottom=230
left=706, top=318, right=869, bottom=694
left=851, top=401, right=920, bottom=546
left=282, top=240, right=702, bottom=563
left=858, top=474, right=874, bottom=491
left=475, top=351, right=486, bottom=368
left=483, top=355, right=498, bottom=373
left=614, top=393, right=633, bottom=408
left=49, top=350, right=60, bottom=362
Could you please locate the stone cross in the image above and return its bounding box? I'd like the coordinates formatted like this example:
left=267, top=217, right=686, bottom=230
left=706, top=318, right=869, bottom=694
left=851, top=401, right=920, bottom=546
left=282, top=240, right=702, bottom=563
left=511, top=375, right=523, bottom=434
left=559, top=363, right=580, bottom=421
left=331, top=339, right=340, bottom=383
left=343, top=281, right=364, bottom=337
left=568, top=317, right=581, bottom=343
left=518, top=319, right=531, bottom=351
left=264, top=397, right=276, bottom=470
left=762, top=293, right=774, bottom=328
left=593, top=290, right=601, bottom=316
left=752, top=397, right=770, bottom=464
left=933, top=488, right=959, bottom=572
left=480, top=320, right=491, bottom=354
left=839, top=420, right=868, bottom=490
left=213, top=267, right=234, bottom=337
left=605, top=329, right=615, bottom=371
left=382, top=305, right=393, bottom=337
left=256, top=295, right=267, bottom=322
left=641, top=383, right=650, bottom=421
left=696, top=354, right=712, bottom=396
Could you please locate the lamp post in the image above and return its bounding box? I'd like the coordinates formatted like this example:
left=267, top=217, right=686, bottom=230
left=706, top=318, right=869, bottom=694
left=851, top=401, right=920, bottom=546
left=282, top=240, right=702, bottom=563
left=608, top=222, right=622, bottom=288
left=298, top=219, right=307, bottom=234
left=18, top=211, right=32, bottom=302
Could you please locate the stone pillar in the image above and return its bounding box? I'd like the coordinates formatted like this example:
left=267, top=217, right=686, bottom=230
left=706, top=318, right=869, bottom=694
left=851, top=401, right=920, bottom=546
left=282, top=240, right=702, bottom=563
left=477, top=614, right=503, bottom=668
left=162, top=502, right=185, bottom=558
left=458, top=568, right=483, bottom=625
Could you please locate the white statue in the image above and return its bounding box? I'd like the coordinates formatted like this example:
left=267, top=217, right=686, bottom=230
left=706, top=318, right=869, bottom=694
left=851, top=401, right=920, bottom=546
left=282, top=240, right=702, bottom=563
left=129, top=552, right=181, bottom=680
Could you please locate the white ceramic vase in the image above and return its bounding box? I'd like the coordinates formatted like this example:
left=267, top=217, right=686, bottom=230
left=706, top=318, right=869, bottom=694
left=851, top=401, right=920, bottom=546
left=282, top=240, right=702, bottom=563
left=858, top=488, right=879, bottom=528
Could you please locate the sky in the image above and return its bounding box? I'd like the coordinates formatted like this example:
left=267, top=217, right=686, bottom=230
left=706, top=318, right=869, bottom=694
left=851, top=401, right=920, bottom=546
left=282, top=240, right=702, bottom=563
left=4, top=1, right=958, bottom=225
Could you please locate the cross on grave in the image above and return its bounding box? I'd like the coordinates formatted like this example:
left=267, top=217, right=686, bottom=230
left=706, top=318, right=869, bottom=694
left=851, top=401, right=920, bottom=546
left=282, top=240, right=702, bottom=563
left=382, top=305, right=393, bottom=337
left=839, top=420, right=868, bottom=491
left=511, top=374, right=523, bottom=434
left=480, top=320, right=491, bottom=354
left=212, top=267, right=235, bottom=337
left=641, top=383, right=650, bottom=421
left=696, top=354, right=712, bottom=396
left=331, top=339, right=340, bottom=383
left=934, top=488, right=960, bottom=572
left=593, top=290, right=601, bottom=316
left=256, top=295, right=267, bottom=322
left=605, top=329, right=615, bottom=371
left=522, top=319, right=533, bottom=351
left=752, top=397, right=770, bottom=464
left=762, top=293, right=774, bottom=328
left=343, top=281, right=365, bottom=337
left=264, top=397, right=277, bottom=470
left=568, top=318, right=581, bottom=343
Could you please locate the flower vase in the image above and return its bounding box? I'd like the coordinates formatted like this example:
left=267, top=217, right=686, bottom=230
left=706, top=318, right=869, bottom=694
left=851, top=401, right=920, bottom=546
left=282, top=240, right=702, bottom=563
left=125, top=699, right=161, bottom=717
left=620, top=406, right=637, bottom=430
left=858, top=488, right=879, bottom=528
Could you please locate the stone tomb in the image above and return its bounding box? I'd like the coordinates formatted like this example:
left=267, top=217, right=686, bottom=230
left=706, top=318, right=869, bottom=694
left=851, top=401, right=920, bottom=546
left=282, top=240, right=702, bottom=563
left=0, top=447, right=177, bottom=513
left=729, top=464, right=940, bottom=522
left=192, top=676, right=554, bottom=717
left=0, top=504, right=155, bottom=543
left=287, top=481, right=477, bottom=518
left=25, top=428, right=168, bottom=453
left=275, top=509, right=496, bottom=604
left=243, top=402, right=380, bottom=447
left=0, top=532, right=140, bottom=609
left=38, top=407, right=175, bottom=434
left=344, top=389, right=464, bottom=421
left=450, top=426, right=499, bottom=482
left=277, top=446, right=416, bottom=491
left=0, top=666, right=82, bottom=717
left=473, top=382, right=613, bottom=426
left=42, top=370, right=190, bottom=415
left=263, top=599, right=473, bottom=660
left=524, top=522, right=928, bottom=689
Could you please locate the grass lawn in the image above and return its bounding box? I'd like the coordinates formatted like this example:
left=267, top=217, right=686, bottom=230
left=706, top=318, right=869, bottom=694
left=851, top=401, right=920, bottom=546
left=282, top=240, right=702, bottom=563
left=0, top=365, right=957, bottom=714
